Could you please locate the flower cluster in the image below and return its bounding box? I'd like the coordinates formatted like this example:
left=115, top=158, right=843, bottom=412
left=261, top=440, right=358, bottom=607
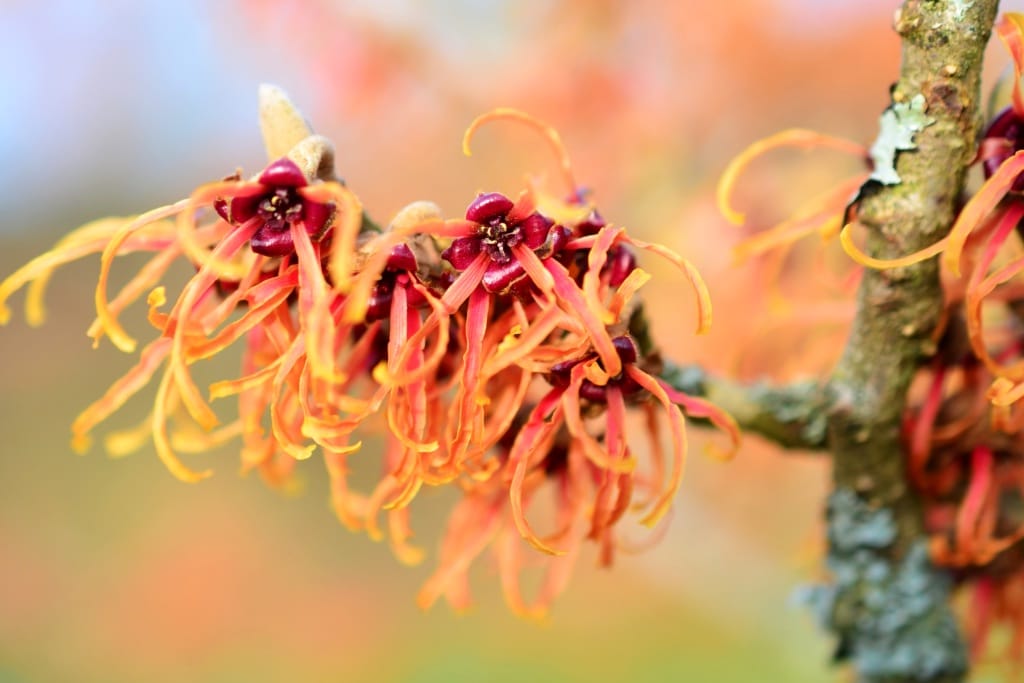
left=0, top=88, right=737, bottom=616
left=901, top=317, right=1024, bottom=665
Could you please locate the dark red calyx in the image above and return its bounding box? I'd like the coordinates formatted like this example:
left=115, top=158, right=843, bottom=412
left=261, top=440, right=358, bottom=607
left=257, top=157, right=308, bottom=187
left=605, top=246, right=637, bottom=287
left=364, top=245, right=423, bottom=322
left=466, top=192, right=515, bottom=223
left=982, top=106, right=1024, bottom=186
left=546, top=336, right=644, bottom=403
left=386, top=243, right=418, bottom=273
left=441, top=237, right=482, bottom=271
left=575, top=209, right=607, bottom=236
left=611, top=336, right=639, bottom=365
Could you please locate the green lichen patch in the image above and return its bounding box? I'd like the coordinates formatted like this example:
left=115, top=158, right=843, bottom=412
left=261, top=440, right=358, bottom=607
left=802, top=490, right=966, bottom=681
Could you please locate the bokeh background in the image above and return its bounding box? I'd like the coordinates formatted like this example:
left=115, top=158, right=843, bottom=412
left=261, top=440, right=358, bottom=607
left=1, top=2, right=1020, bottom=682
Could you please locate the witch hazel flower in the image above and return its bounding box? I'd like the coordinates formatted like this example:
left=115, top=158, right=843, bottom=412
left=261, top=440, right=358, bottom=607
left=0, top=94, right=738, bottom=616
left=519, top=336, right=738, bottom=551
left=214, top=156, right=336, bottom=257
left=442, top=191, right=570, bottom=296
left=0, top=85, right=363, bottom=483
left=703, top=127, right=871, bottom=377
left=342, top=109, right=736, bottom=614
left=435, top=190, right=584, bottom=473
left=346, top=109, right=717, bottom=489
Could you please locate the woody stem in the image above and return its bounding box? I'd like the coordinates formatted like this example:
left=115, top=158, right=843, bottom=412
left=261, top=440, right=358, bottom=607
left=820, top=2, right=998, bottom=681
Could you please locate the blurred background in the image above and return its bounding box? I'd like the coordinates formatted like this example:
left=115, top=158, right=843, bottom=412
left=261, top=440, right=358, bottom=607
left=1, top=1, right=1017, bottom=681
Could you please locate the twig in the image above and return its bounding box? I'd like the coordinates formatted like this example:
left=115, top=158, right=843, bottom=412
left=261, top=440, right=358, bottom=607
left=662, top=363, right=828, bottom=451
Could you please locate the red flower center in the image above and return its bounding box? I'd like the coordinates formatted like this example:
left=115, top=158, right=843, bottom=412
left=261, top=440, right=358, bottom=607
left=479, top=217, right=522, bottom=263
left=441, top=192, right=569, bottom=295
left=257, top=187, right=304, bottom=232
left=215, top=158, right=335, bottom=258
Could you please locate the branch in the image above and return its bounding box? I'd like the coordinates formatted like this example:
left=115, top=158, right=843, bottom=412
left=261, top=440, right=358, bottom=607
left=813, top=2, right=999, bottom=681
left=662, top=364, right=828, bottom=451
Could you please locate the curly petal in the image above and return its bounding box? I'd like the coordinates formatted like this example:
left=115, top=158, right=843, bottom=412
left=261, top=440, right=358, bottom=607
left=717, top=128, right=867, bottom=226
left=463, top=108, right=578, bottom=194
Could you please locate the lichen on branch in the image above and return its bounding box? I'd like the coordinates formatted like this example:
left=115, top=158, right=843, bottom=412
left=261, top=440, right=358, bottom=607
left=662, top=364, right=828, bottom=451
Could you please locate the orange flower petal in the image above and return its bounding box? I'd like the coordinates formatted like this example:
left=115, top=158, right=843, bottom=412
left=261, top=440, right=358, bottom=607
left=188, top=273, right=297, bottom=361
left=20, top=217, right=149, bottom=327
left=446, top=288, right=491, bottom=469
left=542, top=257, right=622, bottom=376
left=667, top=389, right=741, bottom=462
left=717, top=129, right=866, bottom=226
left=625, top=366, right=688, bottom=528
left=151, top=369, right=214, bottom=482
left=581, top=225, right=624, bottom=325
left=561, top=364, right=635, bottom=473
left=85, top=245, right=182, bottom=343
left=945, top=150, right=1024, bottom=277
left=71, top=337, right=173, bottom=453
left=169, top=221, right=260, bottom=432
left=732, top=174, right=865, bottom=262
left=176, top=182, right=262, bottom=282
left=416, top=495, right=502, bottom=611
left=839, top=221, right=950, bottom=270
left=463, top=108, right=578, bottom=194
left=304, top=182, right=362, bottom=294
left=482, top=299, right=567, bottom=376
left=620, top=236, right=713, bottom=335
left=508, top=389, right=568, bottom=555
left=608, top=268, right=651, bottom=320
